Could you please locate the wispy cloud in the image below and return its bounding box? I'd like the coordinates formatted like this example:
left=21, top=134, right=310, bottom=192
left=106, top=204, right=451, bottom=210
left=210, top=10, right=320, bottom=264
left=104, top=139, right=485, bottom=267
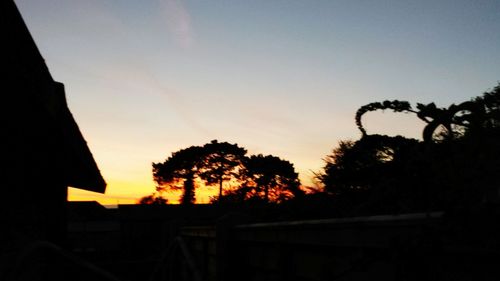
left=160, top=0, right=194, bottom=48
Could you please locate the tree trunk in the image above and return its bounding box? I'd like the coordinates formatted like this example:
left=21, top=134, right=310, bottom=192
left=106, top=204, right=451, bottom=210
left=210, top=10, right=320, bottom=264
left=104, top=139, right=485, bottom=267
left=219, top=174, right=223, bottom=199
left=182, top=174, right=195, bottom=205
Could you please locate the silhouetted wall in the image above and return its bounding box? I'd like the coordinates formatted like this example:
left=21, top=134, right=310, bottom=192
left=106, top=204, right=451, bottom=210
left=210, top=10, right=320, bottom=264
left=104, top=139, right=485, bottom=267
left=2, top=0, right=105, bottom=250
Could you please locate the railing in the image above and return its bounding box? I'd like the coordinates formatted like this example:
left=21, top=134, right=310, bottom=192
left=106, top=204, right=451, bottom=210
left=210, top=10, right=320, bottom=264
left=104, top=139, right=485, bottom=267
left=163, top=212, right=447, bottom=281
left=153, top=211, right=500, bottom=281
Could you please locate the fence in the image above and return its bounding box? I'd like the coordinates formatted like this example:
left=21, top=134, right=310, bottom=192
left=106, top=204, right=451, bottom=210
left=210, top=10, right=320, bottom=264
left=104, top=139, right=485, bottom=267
left=163, top=212, right=491, bottom=281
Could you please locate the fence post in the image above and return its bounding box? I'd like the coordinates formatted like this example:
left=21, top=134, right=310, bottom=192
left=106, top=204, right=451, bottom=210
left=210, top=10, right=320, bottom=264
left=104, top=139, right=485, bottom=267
left=215, top=217, right=230, bottom=281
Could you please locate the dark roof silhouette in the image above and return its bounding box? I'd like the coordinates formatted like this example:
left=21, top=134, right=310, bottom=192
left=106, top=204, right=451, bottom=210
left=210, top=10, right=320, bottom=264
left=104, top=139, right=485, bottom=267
left=3, top=0, right=106, bottom=193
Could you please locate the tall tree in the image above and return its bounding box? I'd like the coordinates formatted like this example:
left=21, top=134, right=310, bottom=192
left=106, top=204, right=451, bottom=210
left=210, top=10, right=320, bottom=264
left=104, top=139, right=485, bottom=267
left=198, top=140, right=247, bottom=199
left=242, top=154, right=302, bottom=203
left=152, top=145, right=204, bottom=205
left=151, top=140, right=308, bottom=204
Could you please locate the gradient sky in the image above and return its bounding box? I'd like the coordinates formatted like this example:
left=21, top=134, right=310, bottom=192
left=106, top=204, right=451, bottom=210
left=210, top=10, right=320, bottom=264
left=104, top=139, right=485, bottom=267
left=16, top=0, right=500, bottom=205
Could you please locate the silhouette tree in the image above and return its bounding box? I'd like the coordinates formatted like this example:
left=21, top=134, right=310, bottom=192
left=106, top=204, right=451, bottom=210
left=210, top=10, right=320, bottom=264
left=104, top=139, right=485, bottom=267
left=138, top=192, right=168, bottom=205
left=318, top=136, right=418, bottom=194
left=240, top=154, right=303, bottom=203
left=316, top=140, right=357, bottom=197
left=152, top=145, right=204, bottom=205
left=319, top=83, right=500, bottom=215
left=473, top=83, right=500, bottom=131
left=198, top=140, right=247, bottom=199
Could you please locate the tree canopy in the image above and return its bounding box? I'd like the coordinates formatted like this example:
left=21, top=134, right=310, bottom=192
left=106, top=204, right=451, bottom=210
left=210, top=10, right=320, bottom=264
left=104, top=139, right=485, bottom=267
left=220, top=154, right=303, bottom=203
left=150, top=140, right=302, bottom=204
left=143, top=83, right=500, bottom=214
left=318, top=83, right=500, bottom=215
left=152, top=145, right=205, bottom=205
left=198, top=140, right=247, bottom=199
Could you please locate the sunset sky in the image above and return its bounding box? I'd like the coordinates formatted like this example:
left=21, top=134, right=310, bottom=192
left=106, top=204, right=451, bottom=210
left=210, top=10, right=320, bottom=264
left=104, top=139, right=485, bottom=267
left=16, top=0, right=500, bottom=205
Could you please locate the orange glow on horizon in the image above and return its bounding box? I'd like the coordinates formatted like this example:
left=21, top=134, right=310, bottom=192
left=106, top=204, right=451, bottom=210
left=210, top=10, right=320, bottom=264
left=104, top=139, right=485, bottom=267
left=68, top=168, right=316, bottom=206
left=68, top=180, right=220, bottom=206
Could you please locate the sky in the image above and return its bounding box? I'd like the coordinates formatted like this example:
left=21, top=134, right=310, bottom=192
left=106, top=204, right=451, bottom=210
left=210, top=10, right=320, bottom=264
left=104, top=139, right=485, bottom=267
left=15, top=0, right=500, bottom=205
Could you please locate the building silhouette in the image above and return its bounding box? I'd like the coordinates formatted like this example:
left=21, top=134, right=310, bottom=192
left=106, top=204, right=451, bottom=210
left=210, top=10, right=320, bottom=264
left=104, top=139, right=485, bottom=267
left=2, top=0, right=106, bottom=248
